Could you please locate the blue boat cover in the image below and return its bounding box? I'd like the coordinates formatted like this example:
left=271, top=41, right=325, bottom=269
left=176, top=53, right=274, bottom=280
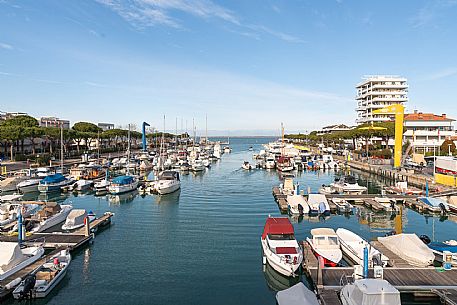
left=419, top=197, right=448, bottom=208
left=112, top=175, right=134, bottom=185
left=40, top=173, right=66, bottom=184
left=428, top=242, right=457, bottom=253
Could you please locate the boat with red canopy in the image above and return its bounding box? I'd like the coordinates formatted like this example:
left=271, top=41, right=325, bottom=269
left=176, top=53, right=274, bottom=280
left=261, top=217, right=303, bottom=277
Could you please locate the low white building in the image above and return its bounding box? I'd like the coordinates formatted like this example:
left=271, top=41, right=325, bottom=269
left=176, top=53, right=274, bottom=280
left=403, top=111, right=455, bottom=153
left=316, top=124, right=352, bottom=136
left=40, top=116, right=70, bottom=129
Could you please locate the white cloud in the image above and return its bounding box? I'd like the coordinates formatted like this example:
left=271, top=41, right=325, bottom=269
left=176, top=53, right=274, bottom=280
left=0, top=42, right=13, bottom=50
left=95, top=0, right=304, bottom=43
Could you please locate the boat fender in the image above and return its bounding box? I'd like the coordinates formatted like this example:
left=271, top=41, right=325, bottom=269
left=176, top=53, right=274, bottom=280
left=419, top=235, right=431, bottom=245
left=5, top=277, right=21, bottom=289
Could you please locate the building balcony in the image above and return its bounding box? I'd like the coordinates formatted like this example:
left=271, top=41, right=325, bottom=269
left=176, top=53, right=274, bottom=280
left=372, top=84, right=408, bottom=89
left=372, top=97, right=407, bottom=102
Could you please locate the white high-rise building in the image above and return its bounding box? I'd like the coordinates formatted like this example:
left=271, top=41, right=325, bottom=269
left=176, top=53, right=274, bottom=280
left=355, top=75, right=408, bottom=124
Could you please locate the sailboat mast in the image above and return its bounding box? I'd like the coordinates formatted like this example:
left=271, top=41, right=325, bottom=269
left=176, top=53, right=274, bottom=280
left=60, top=123, right=64, bottom=172
left=281, top=122, right=285, bottom=156
left=127, top=124, right=131, bottom=175
left=205, top=114, right=208, bottom=144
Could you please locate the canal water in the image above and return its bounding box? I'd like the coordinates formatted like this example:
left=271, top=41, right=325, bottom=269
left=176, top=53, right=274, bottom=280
left=9, top=137, right=455, bottom=304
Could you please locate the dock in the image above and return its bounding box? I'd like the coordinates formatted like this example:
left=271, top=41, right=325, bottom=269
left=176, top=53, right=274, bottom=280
left=0, top=212, right=114, bottom=300
left=301, top=240, right=457, bottom=304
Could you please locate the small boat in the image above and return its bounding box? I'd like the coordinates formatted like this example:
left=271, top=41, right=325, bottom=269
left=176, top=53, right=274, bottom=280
left=0, top=242, right=45, bottom=281
left=108, top=175, right=139, bottom=195
left=13, top=249, right=71, bottom=299
left=265, top=156, right=276, bottom=169
left=276, top=282, right=319, bottom=305
left=306, top=228, right=342, bottom=266
left=277, top=156, right=294, bottom=172
left=0, top=202, right=39, bottom=227
left=331, top=176, right=367, bottom=195
left=384, top=181, right=424, bottom=196
left=224, top=146, right=231, bottom=153
left=70, top=179, right=94, bottom=192
left=261, top=217, right=303, bottom=277
left=0, top=193, right=23, bottom=203
left=248, top=146, right=253, bottom=151
left=36, top=167, right=51, bottom=178
left=17, top=179, right=41, bottom=193
left=62, top=209, right=96, bottom=231
left=336, top=228, right=389, bottom=267
left=331, top=198, right=353, bottom=214
left=318, top=184, right=338, bottom=195
left=191, top=160, right=205, bottom=172
left=340, top=279, right=401, bottom=305
left=242, top=161, right=254, bottom=170
left=94, top=179, right=110, bottom=195
left=37, top=174, right=74, bottom=193
left=287, top=194, right=309, bottom=215
left=30, top=202, right=73, bottom=233
left=418, top=197, right=449, bottom=213
left=421, top=237, right=457, bottom=266
left=378, top=233, right=434, bottom=267
left=156, top=171, right=181, bottom=195
left=307, top=194, right=330, bottom=216
left=0, top=176, right=27, bottom=193
left=374, top=197, right=397, bottom=212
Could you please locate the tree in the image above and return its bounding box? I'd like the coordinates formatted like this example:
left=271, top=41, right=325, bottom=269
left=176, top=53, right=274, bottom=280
left=0, top=126, right=22, bottom=160
left=73, top=122, right=101, bottom=133
left=23, top=127, right=44, bottom=155
left=0, top=115, right=38, bottom=128
left=440, top=139, right=456, bottom=156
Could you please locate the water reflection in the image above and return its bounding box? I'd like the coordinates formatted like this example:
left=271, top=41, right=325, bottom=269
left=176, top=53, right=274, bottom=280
left=82, top=247, right=92, bottom=284
left=108, top=190, right=139, bottom=204
left=263, top=262, right=301, bottom=292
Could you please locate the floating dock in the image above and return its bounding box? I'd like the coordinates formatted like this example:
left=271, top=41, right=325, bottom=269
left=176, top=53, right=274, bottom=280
left=301, top=241, right=457, bottom=304
left=0, top=212, right=114, bottom=300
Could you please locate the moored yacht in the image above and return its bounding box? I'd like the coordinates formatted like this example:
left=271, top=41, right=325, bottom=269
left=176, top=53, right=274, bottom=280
left=261, top=217, right=303, bottom=277
left=156, top=171, right=181, bottom=195
left=16, top=178, right=41, bottom=193
left=330, top=175, right=367, bottom=195
left=37, top=174, right=74, bottom=193
left=30, top=202, right=73, bottom=233
left=108, top=175, right=139, bottom=195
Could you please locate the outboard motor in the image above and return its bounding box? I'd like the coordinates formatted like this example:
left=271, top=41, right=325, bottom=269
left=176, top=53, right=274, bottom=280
left=439, top=203, right=447, bottom=215
left=372, top=253, right=383, bottom=267
left=390, top=201, right=396, bottom=211
left=297, top=203, right=304, bottom=215
left=419, top=234, right=431, bottom=245
left=18, top=274, right=36, bottom=300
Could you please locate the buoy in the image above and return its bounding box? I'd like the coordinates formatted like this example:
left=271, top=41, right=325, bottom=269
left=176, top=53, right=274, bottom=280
left=262, top=256, right=266, bottom=265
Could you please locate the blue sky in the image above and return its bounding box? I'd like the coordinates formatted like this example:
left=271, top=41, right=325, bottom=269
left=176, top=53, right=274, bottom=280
left=1, top=0, right=457, bottom=135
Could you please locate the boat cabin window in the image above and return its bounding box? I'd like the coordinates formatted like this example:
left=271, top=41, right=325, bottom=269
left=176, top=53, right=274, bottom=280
left=315, top=236, right=327, bottom=245
left=268, top=234, right=295, bottom=240
left=328, top=236, right=338, bottom=245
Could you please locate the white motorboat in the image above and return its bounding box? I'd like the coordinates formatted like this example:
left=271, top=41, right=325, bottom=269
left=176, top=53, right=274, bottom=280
left=94, top=179, right=110, bottom=195
left=265, top=156, right=276, bottom=169
left=224, top=146, right=231, bottom=153
left=37, top=174, right=74, bottom=193
left=62, top=209, right=96, bottom=231
left=191, top=160, right=205, bottom=172
left=108, top=175, right=139, bottom=195
left=378, top=233, right=435, bottom=267
left=0, top=242, right=45, bottom=281
left=276, top=282, right=319, bottom=305
left=31, top=203, right=73, bottom=233
left=331, top=176, right=367, bottom=195
left=0, top=176, right=27, bottom=193
left=336, top=228, right=389, bottom=267
left=306, top=228, right=342, bottom=267
left=13, top=249, right=71, bottom=299
left=36, top=167, right=51, bottom=178
left=242, top=161, right=253, bottom=170
left=261, top=217, right=303, bottom=277
left=340, top=279, right=401, bottom=305
left=0, top=193, right=23, bottom=203
left=374, top=197, right=397, bottom=212
left=318, top=184, right=337, bottom=195
left=287, top=194, right=309, bottom=215
left=70, top=179, right=94, bottom=192
left=277, top=156, right=294, bottom=172
left=307, top=194, right=330, bottom=216
left=330, top=198, right=353, bottom=214
left=0, top=202, right=39, bottom=227
left=156, top=171, right=181, bottom=195
left=16, top=178, right=41, bottom=193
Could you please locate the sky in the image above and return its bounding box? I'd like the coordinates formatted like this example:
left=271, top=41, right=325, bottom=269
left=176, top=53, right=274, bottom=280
left=1, top=0, right=457, bottom=135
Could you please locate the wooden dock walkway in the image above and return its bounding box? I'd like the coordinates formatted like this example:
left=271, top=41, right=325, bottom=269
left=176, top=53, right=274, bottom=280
left=0, top=212, right=113, bottom=300
left=301, top=240, right=457, bottom=304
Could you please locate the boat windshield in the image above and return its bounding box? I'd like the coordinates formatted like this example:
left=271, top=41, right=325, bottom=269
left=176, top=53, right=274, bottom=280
left=315, top=236, right=339, bottom=246
left=268, top=234, right=295, bottom=240
left=328, top=236, right=339, bottom=245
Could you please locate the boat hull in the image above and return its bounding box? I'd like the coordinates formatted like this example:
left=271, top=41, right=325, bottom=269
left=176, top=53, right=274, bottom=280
left=261, top=239, right=301, bottom=277
left=157, top=183, right=180, bottom=195
left=0, top=247, right=45, bottom=281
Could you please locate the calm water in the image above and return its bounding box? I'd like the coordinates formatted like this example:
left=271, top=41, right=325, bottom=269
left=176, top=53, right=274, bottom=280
left=8, top=137, right=454, bottom=304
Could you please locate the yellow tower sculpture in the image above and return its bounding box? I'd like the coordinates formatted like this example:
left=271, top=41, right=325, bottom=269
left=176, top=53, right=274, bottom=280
left=373, top=104, right=405, bottom=168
